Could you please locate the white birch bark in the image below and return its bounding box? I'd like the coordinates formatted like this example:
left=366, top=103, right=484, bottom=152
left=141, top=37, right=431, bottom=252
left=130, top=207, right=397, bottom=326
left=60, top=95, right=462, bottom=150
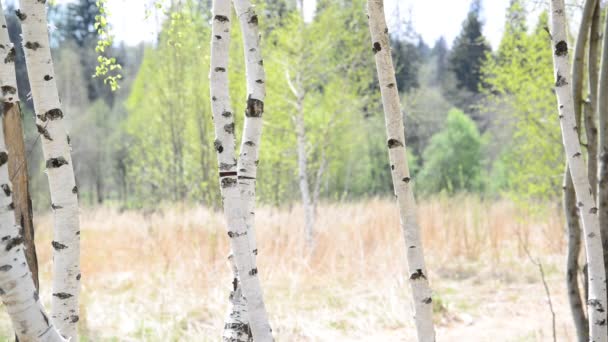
left=0, top=0, right=39, bottom=295
left=0, top=4, right=65, bottom=341
left=232, top=1, right=273, bottom=340
left=0, top=117, right=66, bottom=342
left=572, top=0, right=597, bottom=129
left=17, top=1, right=81, bottom=339
left=366, top=1, right=435, bottom=341
left=210, top=1, right=272, bottom=340
left=550, top=1, right=608, bottom=340
left=209, top=2, right=251, bottom=340
left=598, top=0, right=608, bottom=281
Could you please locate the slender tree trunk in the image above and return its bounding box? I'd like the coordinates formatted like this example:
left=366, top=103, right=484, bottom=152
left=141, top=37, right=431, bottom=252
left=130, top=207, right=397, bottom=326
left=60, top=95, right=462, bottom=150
left=0, top=16, right=38, bottom=292
left=550, top=2, right=608, bottom=341
left=2, top=104, right=38, bottom=292
left=0, top=108, right=66, bottom=342
left=0, top=5, right=64, bottom=341
left=367, top=1, right=435, bottom=341
left=210, top=2, right=251, bottom=341
left=598, top=0, right=608, bottom=280
left=17, top=1, right=81, bottom=339
left=565, top=167, right=589, bottom=342
left=210, top=1, right=273, bottom=341
left=294, top=102, right=314, bottom=248
left=232, top=0, right=273, bottom=339
left=572, top=0, right=598, bottom=130
left=587, top=0, right=600, bottom=200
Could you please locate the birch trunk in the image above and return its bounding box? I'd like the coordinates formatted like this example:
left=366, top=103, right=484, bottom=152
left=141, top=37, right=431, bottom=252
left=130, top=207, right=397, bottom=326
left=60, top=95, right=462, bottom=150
left=209, top=2, right=251, bottom=340
left=294, top=102, right=314, bottom=248
left=0, top=4, right=38, bottom=292
left=367, top=1, right=435, bottom=341
left=565, top=167, right=589, bottom=342
left=572, top=0, right=597, bottom=130
left=0, top=112, right=65, bottom=342
left=0, top=6, right=64, bottom=339
left=17, top=1, right=81, bottom=339
left=232, top=0, right=273, bottom=339
left=210, top=1, right=272, bottom=340
left=587, top=0, right=600, bottom=200
left=598, top=0, right=608, bottom=277
left=550, top=2, right=607, bottom=340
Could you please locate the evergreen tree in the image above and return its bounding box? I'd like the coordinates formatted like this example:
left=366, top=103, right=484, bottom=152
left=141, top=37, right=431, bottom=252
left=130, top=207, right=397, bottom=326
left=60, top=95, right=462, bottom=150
left=448, top=0, right=491, bottom=94
left=391, top=36, right=420, bottom=92
left=431, top=37, right=449, bottom=87
left=55, top=0, right=99, bottom=48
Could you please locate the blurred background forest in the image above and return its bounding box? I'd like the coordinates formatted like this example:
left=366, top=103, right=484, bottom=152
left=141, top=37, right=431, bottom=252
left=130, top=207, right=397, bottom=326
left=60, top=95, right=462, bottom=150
left=3, top=0, right=561, bottom=210
left=0, top=0, right=590, bottom=340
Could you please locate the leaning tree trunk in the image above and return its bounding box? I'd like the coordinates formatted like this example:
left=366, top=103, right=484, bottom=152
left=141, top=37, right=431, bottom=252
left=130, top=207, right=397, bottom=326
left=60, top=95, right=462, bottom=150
left=232, top=0, right=273, bottom=339
left=0, top=2, right=38, bottom=293
left=550, top=1, right=608, bottom=341
left=572, top=0, right=597, bottom=130
left=565, top=167, right=589, bottom=342
left=210, top=0, right=273, bottom=341
left=366, top=1, right=435, bottom=341
left=17, top=0, right=81, bottom=339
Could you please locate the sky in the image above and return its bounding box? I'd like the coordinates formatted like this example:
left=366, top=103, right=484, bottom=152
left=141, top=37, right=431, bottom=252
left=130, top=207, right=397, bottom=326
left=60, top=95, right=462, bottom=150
left=46, top=0, right=526, bottom=49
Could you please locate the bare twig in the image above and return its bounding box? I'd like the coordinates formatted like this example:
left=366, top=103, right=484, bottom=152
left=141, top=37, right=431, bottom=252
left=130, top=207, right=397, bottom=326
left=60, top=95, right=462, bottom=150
left=518, top=233, right=557, bottom=342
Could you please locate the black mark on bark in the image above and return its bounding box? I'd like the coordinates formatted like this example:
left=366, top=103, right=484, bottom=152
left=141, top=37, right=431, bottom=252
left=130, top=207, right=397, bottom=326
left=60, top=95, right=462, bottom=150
left=410, top=269, right=427, bottom=280
left=246, top=96, right=264, bottom=117
left=555, top=40, right=568, bottom=56
left=387, top=139, right=403, bottom=148
left=52, top=241, right=67, bottom=250
left=15, top=10, right=26, bottom=21
left=0, top=184, right=10, bottom=197
left=46, top=157, right=69, bottom=169
left=372, top=42, right=381, bottom=54
left=52, top=292, right=73, bottom=299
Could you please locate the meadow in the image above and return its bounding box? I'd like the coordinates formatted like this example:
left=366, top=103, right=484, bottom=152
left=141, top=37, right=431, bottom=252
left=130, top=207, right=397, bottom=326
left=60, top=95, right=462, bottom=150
left=0, top=196, right=573, bottom=341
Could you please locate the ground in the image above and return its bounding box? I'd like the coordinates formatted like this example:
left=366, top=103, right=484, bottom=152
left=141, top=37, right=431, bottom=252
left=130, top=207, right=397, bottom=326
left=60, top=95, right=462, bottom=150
left=0, top=196, right=578, bottom=341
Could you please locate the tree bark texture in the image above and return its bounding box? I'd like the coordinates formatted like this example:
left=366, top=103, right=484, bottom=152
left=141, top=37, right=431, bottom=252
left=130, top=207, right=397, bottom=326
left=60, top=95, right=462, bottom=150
left=210, top=1, right=273, bottom=341
left=17, top=1, right=81, bottom=339
left=0, top=5, right=64, bottom=338
left=0, top=2, right=38, bottom=294
left=367, top=1, right=436, bottom=341
left=551, top=1, right=608, bottom=341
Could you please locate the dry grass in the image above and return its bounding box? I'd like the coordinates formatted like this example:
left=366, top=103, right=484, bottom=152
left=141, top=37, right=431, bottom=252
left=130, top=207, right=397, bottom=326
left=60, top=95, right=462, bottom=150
left=0, top=195, right=573, bottom=341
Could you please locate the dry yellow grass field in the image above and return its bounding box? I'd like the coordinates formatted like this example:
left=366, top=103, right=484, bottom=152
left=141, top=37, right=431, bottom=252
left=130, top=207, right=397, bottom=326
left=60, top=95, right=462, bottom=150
left=0, top=196, right=575, bottom=341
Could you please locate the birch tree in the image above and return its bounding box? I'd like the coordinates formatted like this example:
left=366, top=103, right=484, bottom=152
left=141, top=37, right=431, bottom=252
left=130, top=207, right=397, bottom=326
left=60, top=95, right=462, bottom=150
left=0, top=0, right=38, bottom=292
left=0, top=5, right=64, bottom=341
left=599, top=0, right=608, bottom=276
left=210, top=0, right=273, bottom=340
left=567, top=0, right=600, bottom=339
left=550, top=1, right=607, bottom=341
left=0, top=108, right=65, bottom=342
left=17, top=0, right=81, bottom=339
left=366, top=1, right=435, bottom=341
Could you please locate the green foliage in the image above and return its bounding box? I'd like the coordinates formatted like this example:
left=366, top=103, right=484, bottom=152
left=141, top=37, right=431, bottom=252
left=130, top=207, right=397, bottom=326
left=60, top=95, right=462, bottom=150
left=125, top=3, right=224, bottom=207
left=257, top=0, right=392, bottom=203
left=94, top=0, right=122, bottom=91
left=480, top=11, right=563, bottom=202
left=418, top=109, right=484, bottom=194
